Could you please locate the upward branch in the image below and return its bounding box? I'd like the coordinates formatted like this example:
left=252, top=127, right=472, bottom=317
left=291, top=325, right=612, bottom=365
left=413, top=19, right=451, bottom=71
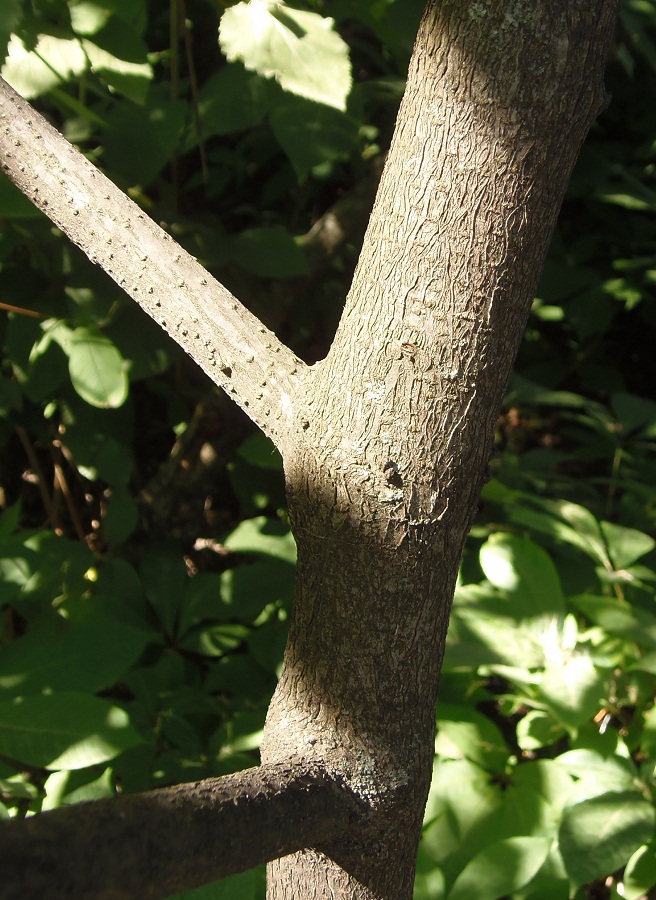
left=0, top=77, right=307, bottom=454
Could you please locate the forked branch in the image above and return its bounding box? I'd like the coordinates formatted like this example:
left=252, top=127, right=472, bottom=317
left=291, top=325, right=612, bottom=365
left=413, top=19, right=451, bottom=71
left=0, top=77, right=307, bottom=454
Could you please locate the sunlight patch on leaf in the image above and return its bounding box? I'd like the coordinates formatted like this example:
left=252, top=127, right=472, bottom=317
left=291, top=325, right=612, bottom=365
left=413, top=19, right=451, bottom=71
left=447, top=836, right=553, bottom=900
left=2, top=34, right=87, bottom=98
left=68, top=327, right=129, bottom=408
left=538, top=655, right=605, bottom=731
left=559, top=791, right=655, bottom=887
left=0, top=693, right=142, bottom=770
left=219, top=0, right=352, bottom=110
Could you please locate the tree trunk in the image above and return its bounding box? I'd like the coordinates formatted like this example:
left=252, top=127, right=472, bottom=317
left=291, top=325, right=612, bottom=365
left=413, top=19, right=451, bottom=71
left=0, top=1, right=619, bottom=897
left=261, top=1, right=619, bottom=896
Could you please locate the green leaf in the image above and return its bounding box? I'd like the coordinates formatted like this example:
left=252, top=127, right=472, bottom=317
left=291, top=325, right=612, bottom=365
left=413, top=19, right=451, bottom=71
left=70, top=0, right=147, bottom=37
left=595, top=189, right=656, bottom=211
left=194, top=64, right=272, bottom=138
left=43, top=766, right=115, bottom=810
left=537, top=655, right=604, bottom=731
left=0, top=376, right=22, bottom=417
left=2, top=35, right=87, bottom=98
left=219, top=560, right=294, bottom=621
left=172, top=867, right=265, bottom=899
left=631, top=651, right=656, bottom=674
left=426, top=757, right=567, bottom=886
left=58, top=393, right=134, bottom=484
left=204, top=654, right=273, bottom=704
left=555, top=749, right=640, bottom=800
left=570, top=594, right=656, bottom=650
left=0, top=0, right=20, bottom=65
left=599, top=520, right=655, bottom=569
left=559, top=791, right=655, bottom=887
left=175, top=572, right=222, bottom=634
left=219, top=0, right=352, bottom=110
left=14, top=320, right=69, bottom=401
left=509, top=499, right=611, bottom=568
left=73, top=5, right=151, bottom=100
left=140, top=548, right=188, bottom=637
left=436, top=704, right=509, bottom=772
left=0, top=609, right=148, bottom=698
left=623, top=842, right=656, bottom=900
left=639, top=705, right=656, bottom=760
left=621, top=5, right=656, bottom=72
left=102, top=93, right=188, bottom=185
left=270, top=95, right=360, bottom=178
left=179, top=622, right=250, bottom=657
left=0, top=693, right=142, bottom=769
left=479, top=533, right=566, bottom=618
left=507, top=374, right=591, bottom=409
left=611, top=391, right=656, bottom=435
left=67, top=326, right=129, bottom=408
left=70, top=0, right=113, bottom=35
left=0, top=530, right=93, bottom=612
left=516, top=710, right=566, bottom=751
left=423, top=759, right=502, bottom=864
left=0, top=773, right=39, bottom=808
left=213, top=710, right=265, bottom=755
left=65, top=432, right=133, bottom=485
left=0, top=544, right=38, bottom=606
left=0, top=170, right=42, bottom=217
left=247, top=614, right=289, bottom=673
left=82, top=28, right=152, bottom=103
left=448, top=607, right=547, bottom=669
left=228, top=446, right=286, bottom=516
left=531, top=301, right=565, bottom=322
left=229, top=226, right=308, bottom=277
left=495, top=782, right=559, bottom=843
left=549, top=501, right=610, bottom=564
left=224, top=516, right=296, bottom=564
left=103, top=488, right=139, bottom=546
left=105, top=308, right=171, bottom=382
left=447, top=836, right=552, bottom=900
left=510, top=758, right=575, bottom=816
left=0, top=502, right=21, bottom=539
left=237, top=433, right=283, bottom=470
left=414, top=850, right=447, bottom=900
left=94, top=558, right=151, bottom=631
left=603, top=276, right=644, bottom=309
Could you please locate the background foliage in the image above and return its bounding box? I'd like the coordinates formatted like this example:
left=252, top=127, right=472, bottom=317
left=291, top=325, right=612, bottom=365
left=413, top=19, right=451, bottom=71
left=1, top=1, right=655, bottom=897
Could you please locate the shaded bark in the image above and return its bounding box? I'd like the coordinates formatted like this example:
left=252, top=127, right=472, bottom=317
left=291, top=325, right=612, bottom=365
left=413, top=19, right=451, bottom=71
left=262, top=0, right=620, bottom=896
left=0, top=763, right=365, bottom=899
left=0, top=1, right=620, bottom=898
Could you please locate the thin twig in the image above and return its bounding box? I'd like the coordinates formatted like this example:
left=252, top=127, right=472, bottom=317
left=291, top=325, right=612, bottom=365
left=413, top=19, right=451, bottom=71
left=15, top=426, right=57, bottom=529
left=0, top=301, right=44, bottom=317
left=180, top=0, right=208, bottom=184
left=52, top=457, right=88, bottom=544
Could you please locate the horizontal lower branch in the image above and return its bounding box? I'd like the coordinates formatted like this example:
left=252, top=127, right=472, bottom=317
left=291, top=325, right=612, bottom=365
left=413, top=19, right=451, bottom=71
left=0, top=762, right=367, bottom=899
left=0, top=77, right=307, bottom=454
